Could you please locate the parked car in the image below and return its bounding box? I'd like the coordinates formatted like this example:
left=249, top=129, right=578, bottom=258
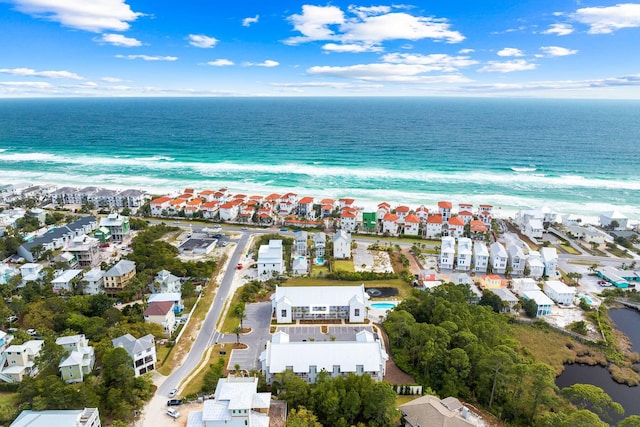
left=241, top=227, right=248, bottom=230
left=6, top=315, right=17, bottom=323
left=166, top=408, right=180, bottom=419
left=168, top=388, right=178, bottom=398
left=27, top=328, right=37, bottom=336
left=167, top=399, right=183, bottom=406
left=237, top=263, right=243, bottom=270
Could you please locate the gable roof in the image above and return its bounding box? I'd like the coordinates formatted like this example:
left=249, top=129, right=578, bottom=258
left=144, top=301, right=174, bottom=316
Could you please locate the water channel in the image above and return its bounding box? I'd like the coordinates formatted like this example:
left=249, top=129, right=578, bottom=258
left=555, top=308, right=640, bottom=424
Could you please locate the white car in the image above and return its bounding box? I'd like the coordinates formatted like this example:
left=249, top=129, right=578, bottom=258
left=27, top=328, right=37, bottom=336
left=168, top=388, right=178, bottom=398
left=166, top=408, right=180, bottom=419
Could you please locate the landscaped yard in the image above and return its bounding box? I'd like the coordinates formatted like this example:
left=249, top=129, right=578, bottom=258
left=559, top=244, right=580, bottom=255
left=284, top=277, right=413, bottom=299
left=180, top=344, right=226, bottom=396
left=334, top=259, right=355, bottom=272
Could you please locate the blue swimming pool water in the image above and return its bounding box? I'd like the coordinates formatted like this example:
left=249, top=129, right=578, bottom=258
left=371, top=302, right=397, bottom=309
left=580, top=295, right=593, bottom=305
left=316, top=258, right=324, bottom=264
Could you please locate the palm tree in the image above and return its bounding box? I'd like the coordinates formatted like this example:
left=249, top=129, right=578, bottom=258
left=232, top=325, right=242, bottom=344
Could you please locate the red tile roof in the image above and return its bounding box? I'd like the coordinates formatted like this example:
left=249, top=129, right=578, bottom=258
left=151, top=196, right=172, bottom=204
left=184, top=188, right=195, bottom=194
left=199, top=190, right=215, bottom=195
left=339, top=198, right=355, bottom=205
left=265, top=193, right=281, bottom=201
left=426, top=214, right=443, bottom=224
left=186, top=198, right=204, bottom=205
left=416, top=205, right=429, bottom=212
left=383, top=213, right=399, bottom=221
left=298, top=196, right=314, bottom=204
left=470, top=220, right=488, bottom=232
left=458, top=210, right=473, bottom=216
left=144, top=301, right=174, bottom=316
left=405, top=214, right=420, bottom=223
left=202, top=201, right=219, bottom=209
left=479, top=204, right=493, bottom=208
left=321, top=198, right=335, bottom=204
left=438, top=201, right=452, bottom=209
left=448, top=216, right=465, bottom=226
left=395, top=205, right=410, bottom=213
left=341, top=212, right=356, bottom=219
left=169, top=198, right=187, bottom=205
left=378, top=202, right=390, bottom=208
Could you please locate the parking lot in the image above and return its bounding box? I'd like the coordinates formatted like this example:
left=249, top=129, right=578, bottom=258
left=274, top=325, right=373, bottom=342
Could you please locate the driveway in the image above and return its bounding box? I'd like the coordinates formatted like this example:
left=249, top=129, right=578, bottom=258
left=227, top=302, right=272, bottom=371
left=274, top=325, right=373, bottom=342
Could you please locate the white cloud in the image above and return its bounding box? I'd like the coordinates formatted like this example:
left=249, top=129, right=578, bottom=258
left=242, top=15, right=259, bottom=27
left=244, top=60, right=279, bottom=67
left=271, top=81, right=383, bottom=89
left=284, top=5, right=464, bottom=49
left=461, top=73, right=640, bottom=93
left=307, top=63, right=471, bottom=83
left=540, top=46, right=578, bottom=57
left=0, top=81, right=53, bottom=88
left=115, top=54, right=178, bottom=61
left=95, top=33, right=142, bottom=47
left=541, top=23, right=574, bottom=36
left=0, top=67, right=83, bottom=80
left=188, top=34, right=219, bottom=48
left=207, top=59, right=234, bottom=66
left=381, top=53, right=478, bottom=71
left=322, top=43, right=383, bottom=53
left=478, top=59, right=537, bottom=73
left=101, top=76, right=124, bottom=82
left=458, top=48, right=475, bottom=54
left=572, top=3, right=640, bottom=34
left=497, top=47, right=524, bottom=57
left=8, top=0, right=142, bottom=32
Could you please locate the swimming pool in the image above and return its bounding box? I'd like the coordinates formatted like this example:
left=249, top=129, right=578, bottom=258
left=316, top=258, right=324, bottom=264
left=579, top=295, right=593, bottom=305
left=371, top=302, right=397, bottom=310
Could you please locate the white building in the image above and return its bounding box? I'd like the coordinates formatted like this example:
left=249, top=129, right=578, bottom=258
left=544, top=280, right=576, bottom=306
left=148, top=292, right=184, bottom=314
left=51, top=269, right=83, bottom=293
left=522, top=290, right=554, bottom=316
left=99, top=213, right=130, bottom=242
left=257, top=240, right=284, bottom=279
left=489, top=242, right=508, bottom=274
left=456, top=238, right=473, bottom=271
left=541, top=247, right=558, bottom=278
left=600, top=210, right=628, bottom=230
left=9, top=408, right=101, bottom=427
left=313, top=232, right=326, bottom=258
left=143, top=301, right=176, bottom=336
left=260, top=330, right=387, bottom=384
left=511, top=278, right=539, bottom=296
left=472, top=242, right=489, bottom=274
left=293, top=231, right=308, bottom=255
left=527, top=251, right=545, bottom=279
left=81, top=268, right=104, bottom=295
left=111, top=334, right=156, bottom=377
left=439, top=236, right=455, bottom=270
left=292, top=257, right=308, bottom=276
left=19, top=263, right=43, bottom=284
left=332, top=230, right=352, bottom=259
left=186, top=377, right=270, bottom=427
left=525, top=219, right=544, bottom=240
left=507, top=243, right=526, bottom=276
left=270, top=285, right=368, bottom=323
left=152, top=269, right=182, bottom=293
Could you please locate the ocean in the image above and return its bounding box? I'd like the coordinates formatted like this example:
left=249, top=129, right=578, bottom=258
left=1, top=97, right=639, bottom=221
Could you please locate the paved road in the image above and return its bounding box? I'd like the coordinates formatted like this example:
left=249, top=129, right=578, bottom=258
left=140, top=232, right=251, bottom=427
left=227, top=302, right=272, bottom=371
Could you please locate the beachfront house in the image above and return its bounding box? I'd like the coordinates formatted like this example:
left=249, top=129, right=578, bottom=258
left=340, top=209, right=358, bottom=232
left=600, top=210, right=628, bottom=230
left=403, top=214, right=420, bottom=236
left=382, top=213, right=399, bottom=236
left=440, top=236, right=455, bottom=270
left=297, top=196, right=315, bottom=219
left=333, top=230, right=352, bottom=259
left=270, top=284, right=368, bottom=323
left=456, top=238, right=473, bottom=271
left=56, top=334, right=95, bottom=384
left=544, top=280, right=576, bottom=306
left=294, top=231, right=308, bottom=255
left=395, top=205, right=410, bottom=223
left=111, top=334, right=156, bottom=377
left=541, top=247, right=558, bottom=278
left=473, top=242, right=489, bottom=273
left=415, top=205, right=429, bottom=223
left=489, top=242, right=508, bottom=274
left=257, top=240, right=284, bottom=279
left=448, top=216, right=465, bottom=238
left=425, top=214, right=443, bottom=238
left=507, top=243, right=526, bottom=276
left=260, top=330, right=387, bottom=384
left=478, top=204, right=493, bottom=226
left=361, top=211, right=378, bottom=232
left=186, top=376, right=270, bottom=427
left=438, top=201, right=452, bottom=223
left=525, top=219, right=544, bottom=240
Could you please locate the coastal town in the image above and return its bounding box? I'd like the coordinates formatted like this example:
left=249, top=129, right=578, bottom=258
left=1, top=182, right=639, bottom=427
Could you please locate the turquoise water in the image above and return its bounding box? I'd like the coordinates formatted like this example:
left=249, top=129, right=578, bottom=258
left=1, top=97, right=639, bottom=218
left=371, top=302, right=397, bottom=309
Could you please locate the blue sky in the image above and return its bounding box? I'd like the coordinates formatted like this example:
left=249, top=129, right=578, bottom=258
left=1, top=0, right=640, bottom=97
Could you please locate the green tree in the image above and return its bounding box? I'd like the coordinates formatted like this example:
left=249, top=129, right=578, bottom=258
left=619, top=415, right=640, bottom=426
left=234, top=303, right=246, bottom=329
left=561, top=384, right=624, bottom=422
left=523, top=298, right=539, bottom=318
left=286, top=407, right=322, bottom=427
left=232, top=325, right=242, bottom=344
left=274, top=370, right=311, bottom=411
left=479, top=290, right=504, bottom=313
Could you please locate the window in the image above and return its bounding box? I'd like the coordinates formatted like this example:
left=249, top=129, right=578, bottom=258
left=354, top=309, right=360, bottom=317
left=281, top=309, right=287, bottom=317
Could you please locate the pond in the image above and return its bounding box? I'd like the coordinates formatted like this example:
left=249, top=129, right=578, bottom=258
left=555, top=308, right=640, bottom=424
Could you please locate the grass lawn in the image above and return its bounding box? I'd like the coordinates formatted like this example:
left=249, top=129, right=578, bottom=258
left=311, top=264, right=329, bottom=276
left=180, top=345, right=226, bottom=396
left=220, top=289, right=243, bottom=334
left=334, top=259, right=355, bottom=272
left=395, top=394, right=421, bottom=407
left=0, top=391, right=20, bottom=407
left=559, top=244, right=581, bottom=255
left=284, top=277, right=413, bottom=299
